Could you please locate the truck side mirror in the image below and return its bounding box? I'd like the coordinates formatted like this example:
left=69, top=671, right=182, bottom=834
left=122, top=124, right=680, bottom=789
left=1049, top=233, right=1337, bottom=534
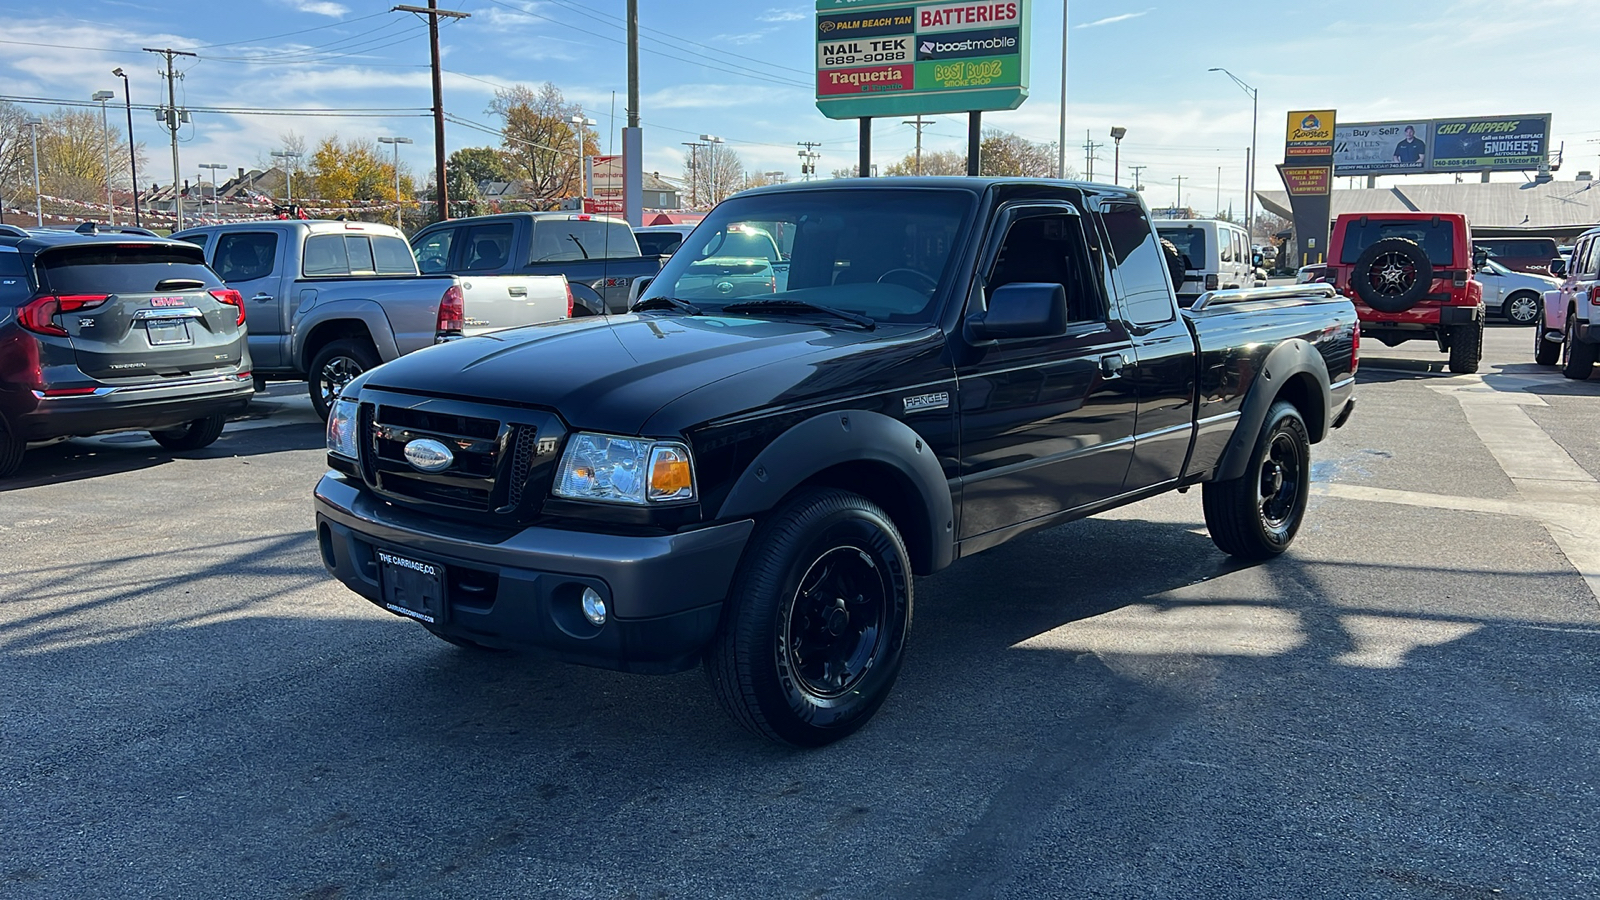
left=1549, top=258, right=1567, bottom=277
left=967, top=282, right=1065, bottom=340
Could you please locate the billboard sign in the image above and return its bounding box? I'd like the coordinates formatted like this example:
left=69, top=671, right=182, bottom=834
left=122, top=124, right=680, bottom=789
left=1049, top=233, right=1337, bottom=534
left=815, top=0, right=1029, bottom=119
left=1285, top=110, right=1336, bottom=158
left=588, top=155, right=624, bottom=215
left=1332, top=115, right=1552, bottom=176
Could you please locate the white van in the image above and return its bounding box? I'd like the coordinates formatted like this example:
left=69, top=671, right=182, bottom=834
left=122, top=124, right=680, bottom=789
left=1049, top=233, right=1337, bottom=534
left=1154, top=219, right=1257, bottom=304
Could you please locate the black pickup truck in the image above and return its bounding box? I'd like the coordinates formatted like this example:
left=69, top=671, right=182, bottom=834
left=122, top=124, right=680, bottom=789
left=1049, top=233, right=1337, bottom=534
left=315, top=178, right=1358, bottom=746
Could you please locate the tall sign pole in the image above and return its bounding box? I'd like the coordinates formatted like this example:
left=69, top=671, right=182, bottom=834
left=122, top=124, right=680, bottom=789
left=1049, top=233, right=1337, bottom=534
left=1279, top=109, right=1336, bottom=268
left=394, top=4, right=469, bottom=222
left=623, top=0, right=643, bottom=225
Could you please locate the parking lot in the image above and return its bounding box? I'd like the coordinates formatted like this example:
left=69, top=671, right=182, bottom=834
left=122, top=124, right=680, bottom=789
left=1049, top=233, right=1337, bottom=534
left=3, top=326, right=1598, bottom=899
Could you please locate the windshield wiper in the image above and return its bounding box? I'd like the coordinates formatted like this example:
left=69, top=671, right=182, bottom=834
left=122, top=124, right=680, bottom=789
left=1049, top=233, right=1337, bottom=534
left=632, top=295, right=703, bottom=315
left=567, top=234, right=590, bottom=259
left=722, top=298, right=875, bottom=330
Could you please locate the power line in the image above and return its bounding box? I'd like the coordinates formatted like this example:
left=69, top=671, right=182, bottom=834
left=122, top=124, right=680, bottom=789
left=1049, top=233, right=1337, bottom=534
left=532, top=0, right=815, bottom=77
left=177, top=10, right=392, bottom=50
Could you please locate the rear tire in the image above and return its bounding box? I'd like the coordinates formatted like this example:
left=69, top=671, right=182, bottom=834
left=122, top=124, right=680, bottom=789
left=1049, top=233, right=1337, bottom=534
left=1534, top=318, right=1560, bottom=366
left=1562, top=313, right=1597, bottom=380
left=0, top=418, right=24, bottom=478
left=706, top=488, right=912, bottom=747
left=1203, top=401, right=1310, bottom=560
left=309, top=338, right=380, bottom=420
left=150, top=412, right=227, bottom=451
left=1448, top=321, right=1483, bottom=374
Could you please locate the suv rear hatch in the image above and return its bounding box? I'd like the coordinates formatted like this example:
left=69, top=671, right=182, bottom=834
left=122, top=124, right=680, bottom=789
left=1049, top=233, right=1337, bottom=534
left=30, top=243, right=246, bottom=381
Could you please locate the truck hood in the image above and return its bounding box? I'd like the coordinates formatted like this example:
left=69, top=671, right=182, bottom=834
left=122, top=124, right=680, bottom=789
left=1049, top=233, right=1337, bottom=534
left=359, top=313, right=883, bottom=435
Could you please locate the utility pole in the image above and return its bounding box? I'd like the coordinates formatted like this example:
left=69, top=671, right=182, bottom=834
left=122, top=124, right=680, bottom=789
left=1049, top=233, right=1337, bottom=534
left=623, top=0, right=642, bottom=225
left=681, top=141, right=705, bottom=206
left=1057, top=0, right=1068, bottom=178
left=143, top=47, right=195, bottom=230
left=1175, top=175, right=1186, bottom=213
left=395, top=3, right=469, bottom=222
left=1081, top=130, right=1101, bottom=181
left=1128, top=165, right=1146, bottom=192
left=797, top=141, right=821, bottom=181
left=902, top=115, right=929, bottom=175
left=1216, top=166, right=1222, bottom=218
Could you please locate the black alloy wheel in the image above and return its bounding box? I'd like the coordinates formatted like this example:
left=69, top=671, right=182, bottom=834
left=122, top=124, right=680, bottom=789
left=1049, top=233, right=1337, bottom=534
left=1535, top=316, right=1560, bottom=366
left=308, top=338, right=379, bottom=420
left=1502, top=292, right=1542, bottom=326
left=1203, top=400, right=1311, bottom=560
left=707, top=488, right=912, bottom=747
left=1351, top=237, right=1434, bottom=313
left=1562, top=312, right=1597, bottom=380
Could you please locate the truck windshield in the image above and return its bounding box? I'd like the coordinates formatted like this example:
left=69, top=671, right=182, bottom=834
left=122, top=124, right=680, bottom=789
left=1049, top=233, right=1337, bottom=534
left=1156, top=228, right=1205, bottom=270
left=640, top=189, right=973, bottom=324
left=1341, top=219, right=1456, bottom=266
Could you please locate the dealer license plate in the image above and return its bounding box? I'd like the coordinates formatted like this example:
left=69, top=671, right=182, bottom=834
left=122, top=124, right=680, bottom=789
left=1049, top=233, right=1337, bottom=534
left=145, top=318, right=191, bottom=346
left=378, top=549, right=445, bottom=624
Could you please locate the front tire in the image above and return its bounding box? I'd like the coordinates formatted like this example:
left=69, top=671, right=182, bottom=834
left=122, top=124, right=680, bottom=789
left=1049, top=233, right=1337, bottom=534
left=1203, top=401, right=1311, bottom=560
left=150, top=412, right=227, bottom=451
left=706, top=488, right=912, bottom=747
left=309, top=338, right=380, bottom=420
left=1448, top=321, right=1483, bottom=374
left=1562, top=313, right=1597, bottom=380
left=1534, top=318, right=1560, bottom=366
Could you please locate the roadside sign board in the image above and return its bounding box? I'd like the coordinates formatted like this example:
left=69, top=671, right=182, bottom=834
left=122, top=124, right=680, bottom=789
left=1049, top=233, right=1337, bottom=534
left=1332, top=114, right=1552, bottom=176
left=1280, top=165, right=1332, bottom=196
left=589, top=155, right=624, bottom=215
left=1285, top=110, right=1336, bottom=158
left=815, top=0, right=1029, bottom=119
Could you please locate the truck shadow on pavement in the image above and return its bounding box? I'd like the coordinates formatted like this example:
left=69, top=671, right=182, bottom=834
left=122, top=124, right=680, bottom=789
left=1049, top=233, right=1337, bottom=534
left=5, top=509, right=1598, bottom=898
left=2, top=422, right=326, bottom=492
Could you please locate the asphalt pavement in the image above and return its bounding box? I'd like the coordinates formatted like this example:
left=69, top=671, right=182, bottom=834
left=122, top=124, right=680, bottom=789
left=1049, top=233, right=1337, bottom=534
left=3, top=327, right=1598, bottom=899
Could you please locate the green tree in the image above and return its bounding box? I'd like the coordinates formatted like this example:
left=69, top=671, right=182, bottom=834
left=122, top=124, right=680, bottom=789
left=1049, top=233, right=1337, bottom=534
left=449, top=146, right=512, bottom=190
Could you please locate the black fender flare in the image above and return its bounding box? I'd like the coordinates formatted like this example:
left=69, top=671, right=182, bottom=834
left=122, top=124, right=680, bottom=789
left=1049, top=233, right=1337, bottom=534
left=717, top=410, right=956, bottom=574
left=568, top=282, right=605, bottom=317
left=1215, top=339, right=1332, bottom=482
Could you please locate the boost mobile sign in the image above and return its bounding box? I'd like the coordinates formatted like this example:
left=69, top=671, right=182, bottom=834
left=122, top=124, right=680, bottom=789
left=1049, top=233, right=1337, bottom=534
left=1333, top=114, right=1552, bottom=176
left=815, top=0, right=1029, bottom=119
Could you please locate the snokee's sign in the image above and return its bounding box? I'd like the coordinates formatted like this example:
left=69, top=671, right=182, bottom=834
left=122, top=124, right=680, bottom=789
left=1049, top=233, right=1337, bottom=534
left=815, top=0, right=1029, bottom=119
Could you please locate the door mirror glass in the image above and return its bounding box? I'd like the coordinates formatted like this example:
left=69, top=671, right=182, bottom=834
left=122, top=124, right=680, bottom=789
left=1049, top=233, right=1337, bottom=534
left=1549, top=257, right=1567, bottom=277
left=968, top=282, right=1065, bottom=340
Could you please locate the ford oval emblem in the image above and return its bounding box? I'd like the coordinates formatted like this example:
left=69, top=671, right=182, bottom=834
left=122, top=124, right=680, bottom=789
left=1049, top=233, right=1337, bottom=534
left=403, top=438, right=454, bottom=473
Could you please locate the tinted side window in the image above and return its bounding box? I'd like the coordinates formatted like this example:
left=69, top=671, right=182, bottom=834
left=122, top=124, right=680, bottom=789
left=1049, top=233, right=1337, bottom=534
left=303, top=234, right=349, bottom=276
left=214, top=232, right=278, bottom=283
left=372, top=236, right=417, bottom=275
left=1219, top=229, right=1233, bottom=263
left=179, top=233, right=209, bottom=248
left=0, top=250, right=26, bottom=279
left=635, top=232, right=683, bottom=257
left=1101, top=201, right=1176, bottom=325
left=461, top=223, right=514, bottom=271
left=37, top=244, right=221, bottom=293
left=413, top=228, right=455, bottom=274
left=988, top=211, right=1104, bottom=324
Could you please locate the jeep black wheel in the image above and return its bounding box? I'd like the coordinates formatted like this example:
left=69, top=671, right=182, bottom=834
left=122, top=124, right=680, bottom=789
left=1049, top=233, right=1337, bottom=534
left=1562, top=312, right=1597, bottom=380
left=1448, top=321, right=1483, bottom=374
left=1352, top=237, right=1434, bottom=313
left=707, top=488, right=912, bottom=747
left=150, top=412, right=227, bottom=451
left=309, top=338, right=379, bottom=420
left=1534, top=318, right=1560, bottom=366
left=1203, top=401, right=1310, bottom=560
left=0, top=417, right=24, bottom=478
left=1501, top=291, right=1541, bottom=326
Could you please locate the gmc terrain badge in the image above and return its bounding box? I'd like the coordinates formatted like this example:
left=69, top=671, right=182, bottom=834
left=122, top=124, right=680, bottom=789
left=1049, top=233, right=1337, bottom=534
left=403, top=438, right=454, bottom=473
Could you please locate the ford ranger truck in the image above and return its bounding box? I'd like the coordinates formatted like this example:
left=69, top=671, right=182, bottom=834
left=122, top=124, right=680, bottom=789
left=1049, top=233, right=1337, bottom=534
left=315, top=179, right=1359, bottom=747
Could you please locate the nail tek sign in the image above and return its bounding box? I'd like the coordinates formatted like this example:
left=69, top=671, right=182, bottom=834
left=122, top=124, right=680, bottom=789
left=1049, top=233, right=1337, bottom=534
left=815, top=0, right=1030, bottom=119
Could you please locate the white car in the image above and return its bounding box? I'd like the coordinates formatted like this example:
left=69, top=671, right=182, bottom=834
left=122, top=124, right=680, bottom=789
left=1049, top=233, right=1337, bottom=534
left=1475, top=257, right=1557, bottom=325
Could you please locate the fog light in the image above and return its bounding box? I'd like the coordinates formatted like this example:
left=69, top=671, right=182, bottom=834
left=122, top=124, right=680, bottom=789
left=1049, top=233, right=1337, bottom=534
left=580, top=587, right=607, bottom=626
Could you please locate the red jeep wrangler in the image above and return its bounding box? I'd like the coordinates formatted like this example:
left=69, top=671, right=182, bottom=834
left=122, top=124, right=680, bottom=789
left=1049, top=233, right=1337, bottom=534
left=1321, top=213, right=1485, bottom=374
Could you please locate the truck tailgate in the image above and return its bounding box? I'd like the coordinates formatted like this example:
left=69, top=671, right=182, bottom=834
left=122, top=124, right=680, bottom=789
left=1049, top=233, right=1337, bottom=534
left=460, top=275, right=569, bottom=336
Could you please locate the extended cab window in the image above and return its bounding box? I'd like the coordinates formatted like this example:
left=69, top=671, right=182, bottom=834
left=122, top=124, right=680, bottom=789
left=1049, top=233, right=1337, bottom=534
left=461, top=223, right=513, bottom=271
left=1101, top=201, right=1177, bottom=325
left=214, top=232, right=278, bottom=283
left=639, top=188, right=971, bottom=324
left=988, top=210, right=1104, bottom=323
left=1340, top=219, right=1455, bottom=267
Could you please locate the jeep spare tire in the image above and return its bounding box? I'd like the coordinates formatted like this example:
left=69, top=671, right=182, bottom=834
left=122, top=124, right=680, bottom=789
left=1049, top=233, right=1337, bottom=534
left=1352, top=237, right=1434, bottom=313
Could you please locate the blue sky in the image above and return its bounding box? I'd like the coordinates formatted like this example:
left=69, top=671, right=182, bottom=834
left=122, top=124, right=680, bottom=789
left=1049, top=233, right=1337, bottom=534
left=3, top=0, right=1594, bottom=215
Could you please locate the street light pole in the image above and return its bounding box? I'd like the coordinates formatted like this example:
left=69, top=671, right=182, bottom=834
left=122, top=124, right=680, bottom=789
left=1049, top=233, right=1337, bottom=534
left=1057, top=0, right=1068, bottom=178
left=1109, top=126, right=1126, bottom=186
left=700, top=134, right=725, bottom=203
left=271, top=150, right=301, bottom=210
left=199, top=163, right=226, bottom=221
left=570, top=114, right=597, bottom=201
left=1209, top=67, right=1259, bottom=237
left=112, top=67, right=140, bottom=227
left=378, top=137, right=414, bottom=229
left=93, top=91, right=116, bottom=224
left=24, top=115, right=43, bottom=227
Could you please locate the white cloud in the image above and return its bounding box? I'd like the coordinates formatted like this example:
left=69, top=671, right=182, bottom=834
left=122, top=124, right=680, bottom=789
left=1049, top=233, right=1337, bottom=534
left=286, top=0, right=350, bottom=17
left=713, top=29, right=775, bottom=45
left=1076, top=10, right=1150, bottom=29
left=757, top=8, right=807, bottom=22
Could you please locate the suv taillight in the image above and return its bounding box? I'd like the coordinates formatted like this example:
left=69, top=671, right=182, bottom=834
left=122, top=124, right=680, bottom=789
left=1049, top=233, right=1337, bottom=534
left=565, top=279, right=574, bottom=318
left=1205, top=274, right=1220, bottom=291
left=18, top=294, right=110, bottom=336
left=436, top=284, right=464, bottom=335
left=210, top=288, right=246, bottom=326
left=1351, top=319, right=1360, bottom=375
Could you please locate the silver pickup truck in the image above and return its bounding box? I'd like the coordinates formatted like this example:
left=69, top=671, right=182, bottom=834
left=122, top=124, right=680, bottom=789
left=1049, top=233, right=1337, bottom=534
left=173, top=220, right=570, bottom=417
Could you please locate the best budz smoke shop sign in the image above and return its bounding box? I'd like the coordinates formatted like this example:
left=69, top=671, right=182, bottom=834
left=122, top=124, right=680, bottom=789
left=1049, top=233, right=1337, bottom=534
left=815, top=0, right=1030, bottom=119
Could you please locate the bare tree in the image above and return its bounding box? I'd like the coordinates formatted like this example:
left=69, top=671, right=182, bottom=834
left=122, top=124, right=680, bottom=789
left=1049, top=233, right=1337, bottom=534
left=979, top=129, right=1059, bottom=177
left=681, top=143, right=746, bottom=206
left=884, top=149, right=968, bottom=176
left=489, top=83, right=598, bottom=201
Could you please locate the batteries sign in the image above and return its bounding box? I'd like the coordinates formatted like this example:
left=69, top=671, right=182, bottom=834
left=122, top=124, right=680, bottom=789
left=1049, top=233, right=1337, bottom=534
left=815, top=0, right=1029, bottom=119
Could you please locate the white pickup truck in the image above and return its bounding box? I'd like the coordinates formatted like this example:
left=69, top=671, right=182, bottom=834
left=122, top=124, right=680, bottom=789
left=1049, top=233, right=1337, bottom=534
left=174, top=220, right=570, bottom=417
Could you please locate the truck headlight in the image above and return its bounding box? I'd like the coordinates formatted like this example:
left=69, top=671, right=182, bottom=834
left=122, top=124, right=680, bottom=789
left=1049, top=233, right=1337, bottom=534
left=554, top=432, right=697, bottom=505
left=327, top=398, right=360, bottom=459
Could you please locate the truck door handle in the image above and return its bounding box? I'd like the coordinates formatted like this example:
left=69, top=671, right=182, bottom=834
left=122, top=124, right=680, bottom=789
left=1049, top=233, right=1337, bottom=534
left=1100, top=353, right=1127, bottom=379
left=508, top=286, right=527, bottom=298
left=250, top=293, right=273, bottom=302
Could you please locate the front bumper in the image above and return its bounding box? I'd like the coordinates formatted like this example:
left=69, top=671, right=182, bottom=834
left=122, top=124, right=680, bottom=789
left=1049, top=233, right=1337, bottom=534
left=12, top=373, right=255, bottom=441
left=314, top=473, right=754, bottom=674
